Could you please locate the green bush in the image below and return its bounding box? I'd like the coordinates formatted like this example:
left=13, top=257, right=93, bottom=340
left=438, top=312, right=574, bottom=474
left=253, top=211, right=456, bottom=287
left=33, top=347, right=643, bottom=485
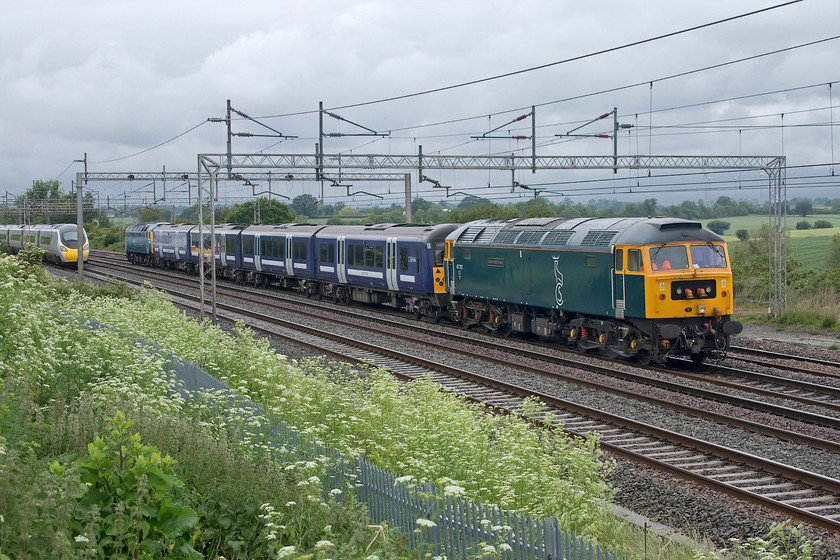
left=796, top=220, right=812, bottom=230
left=813, top=220, right=833, bottom=229
left=706, top=220, right=731, bottom=235
left=51, top=411, right=200, bottom=559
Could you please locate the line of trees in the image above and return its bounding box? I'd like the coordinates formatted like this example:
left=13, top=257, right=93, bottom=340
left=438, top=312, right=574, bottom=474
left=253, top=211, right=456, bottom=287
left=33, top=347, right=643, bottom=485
left=7, top=180, right=840, bottom=229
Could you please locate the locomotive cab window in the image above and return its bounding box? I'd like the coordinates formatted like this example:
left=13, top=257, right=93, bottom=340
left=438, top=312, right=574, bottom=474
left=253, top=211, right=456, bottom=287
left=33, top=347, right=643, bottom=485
left=649, top=246, right=689, bottom=271
left=434, top=242, right=446, bottom=266
left=627, top=249, right=642, bottom=272
left=690, top=244, right=727, bottom=268
left=614, top=249, right=623, bottom=271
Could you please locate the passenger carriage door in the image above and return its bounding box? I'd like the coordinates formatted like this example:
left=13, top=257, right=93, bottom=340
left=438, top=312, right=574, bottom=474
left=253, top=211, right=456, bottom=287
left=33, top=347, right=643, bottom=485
left=337, top=236, right=347, bottom=283
left=613, top=247, right=626, bottom=319
left=285, top=235, right=294, bottom=276
left=385, top=237, right=398, bottom=291
left=254, top=234, right=262, bottom=272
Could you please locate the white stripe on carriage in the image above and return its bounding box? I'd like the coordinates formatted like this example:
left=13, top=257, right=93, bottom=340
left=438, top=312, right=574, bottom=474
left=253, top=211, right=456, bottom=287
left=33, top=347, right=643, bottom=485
left=399, top=275, right=415, bottom=283
left=348, top=269, right=384, bottom=279
left=320, top=265, right=335, bottom=273
left=293, top=263, right=307, bottom=270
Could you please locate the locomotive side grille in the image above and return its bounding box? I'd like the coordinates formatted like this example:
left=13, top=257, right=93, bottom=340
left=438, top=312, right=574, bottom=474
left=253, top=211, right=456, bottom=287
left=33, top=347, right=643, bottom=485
left=580, top=230, right=618, bottom=247
left=542, top=230, right=574, bottom=247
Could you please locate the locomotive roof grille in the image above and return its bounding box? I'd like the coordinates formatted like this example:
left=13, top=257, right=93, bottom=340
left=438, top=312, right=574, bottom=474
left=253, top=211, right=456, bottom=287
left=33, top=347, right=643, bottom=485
left=580, top=230, right=618, bottom=247
left=460, top=225, right=485, bottom=243
left=492, top=230, right=520, bottom=245
left=542, top=230, right=575, bottom=246
left=515, top=231, right=547, bottom=245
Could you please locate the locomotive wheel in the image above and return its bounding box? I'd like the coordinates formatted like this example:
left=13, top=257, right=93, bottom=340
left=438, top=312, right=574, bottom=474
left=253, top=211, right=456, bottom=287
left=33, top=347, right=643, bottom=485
left=603, top=345, right=621, bottom=360
left=635, top=350, right=652, bottom=366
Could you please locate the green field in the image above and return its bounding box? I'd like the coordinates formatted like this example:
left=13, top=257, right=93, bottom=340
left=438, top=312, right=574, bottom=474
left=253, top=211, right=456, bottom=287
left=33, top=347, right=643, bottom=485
left=702, top=214, right=840, bottom=269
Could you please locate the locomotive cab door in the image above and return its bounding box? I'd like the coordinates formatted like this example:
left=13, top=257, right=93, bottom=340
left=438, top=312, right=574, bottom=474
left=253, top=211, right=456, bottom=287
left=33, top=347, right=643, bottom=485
left=613, top=247, right=626, bottom=319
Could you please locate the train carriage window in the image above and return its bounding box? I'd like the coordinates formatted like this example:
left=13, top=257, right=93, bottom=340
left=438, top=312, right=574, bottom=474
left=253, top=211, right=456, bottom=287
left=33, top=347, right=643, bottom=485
left=261, top=238, right=284, bottom=259
left=294, top=240, right=307, bottom=260
left=690, top=244, right=727, bottom=268
left=627, top=249, right=642, bottom=272
left=649, top=246, right=689, bottom=271
left=225, top=235, right=236, bottom=253
left=365, top=245, right=375, bottom=267
left=243, top=238, right=254, bottom=256
left=375, top=246, right=383, bottom=268
left=400, top=247, right=409, bottom=271
left=615, top=249, right=624, bottom=271
left=320, top=242, right=335, bottom=264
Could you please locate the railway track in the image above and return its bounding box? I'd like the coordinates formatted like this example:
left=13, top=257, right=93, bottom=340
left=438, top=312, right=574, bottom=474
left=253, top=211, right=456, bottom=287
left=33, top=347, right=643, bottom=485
left=727, top=345, right=840, bottom=382
left=88, top=254, right=840, bottom=429
left=74, top=256, right=840, bottom=532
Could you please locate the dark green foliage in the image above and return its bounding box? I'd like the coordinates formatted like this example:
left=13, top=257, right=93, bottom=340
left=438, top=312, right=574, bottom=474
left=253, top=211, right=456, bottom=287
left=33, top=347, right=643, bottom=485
left=813, top=220, right=833, bottom=229
left=706, top=220, right=731, bottom=235
left=135, top=206, right=171, bottom=223
left=735, top=229, right=749, bottom=241
left=794, top=200, right=813, bottom=217
left=796, top=220, right=812, bottom=230
left=224, top=198, right=296, bottom=225
left=52, top=412, right=200, bottom=559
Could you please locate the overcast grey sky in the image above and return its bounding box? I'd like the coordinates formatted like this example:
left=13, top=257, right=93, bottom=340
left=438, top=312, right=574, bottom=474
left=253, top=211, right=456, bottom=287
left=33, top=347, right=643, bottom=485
left=2, top=0, right=839, bottom=208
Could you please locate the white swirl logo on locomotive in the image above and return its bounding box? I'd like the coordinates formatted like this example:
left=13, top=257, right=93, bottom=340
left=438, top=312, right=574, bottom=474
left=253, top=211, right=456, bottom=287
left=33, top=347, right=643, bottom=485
left=552, top=255, right=564, bottom=306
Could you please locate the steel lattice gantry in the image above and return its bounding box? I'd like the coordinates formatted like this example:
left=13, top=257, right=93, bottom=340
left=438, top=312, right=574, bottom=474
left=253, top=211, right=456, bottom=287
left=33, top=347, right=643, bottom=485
left=196, top=153, right=787, bottom=317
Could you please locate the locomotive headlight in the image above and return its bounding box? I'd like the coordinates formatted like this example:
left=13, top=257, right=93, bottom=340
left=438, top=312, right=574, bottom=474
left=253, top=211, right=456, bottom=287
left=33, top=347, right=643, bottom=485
left=699, top=305, right=706, bottom=313
left=60, top=246, right=67, bottom=252
left=706, top=285, right=712, bottom=293
left=676, top=287, right=683, bottom=295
